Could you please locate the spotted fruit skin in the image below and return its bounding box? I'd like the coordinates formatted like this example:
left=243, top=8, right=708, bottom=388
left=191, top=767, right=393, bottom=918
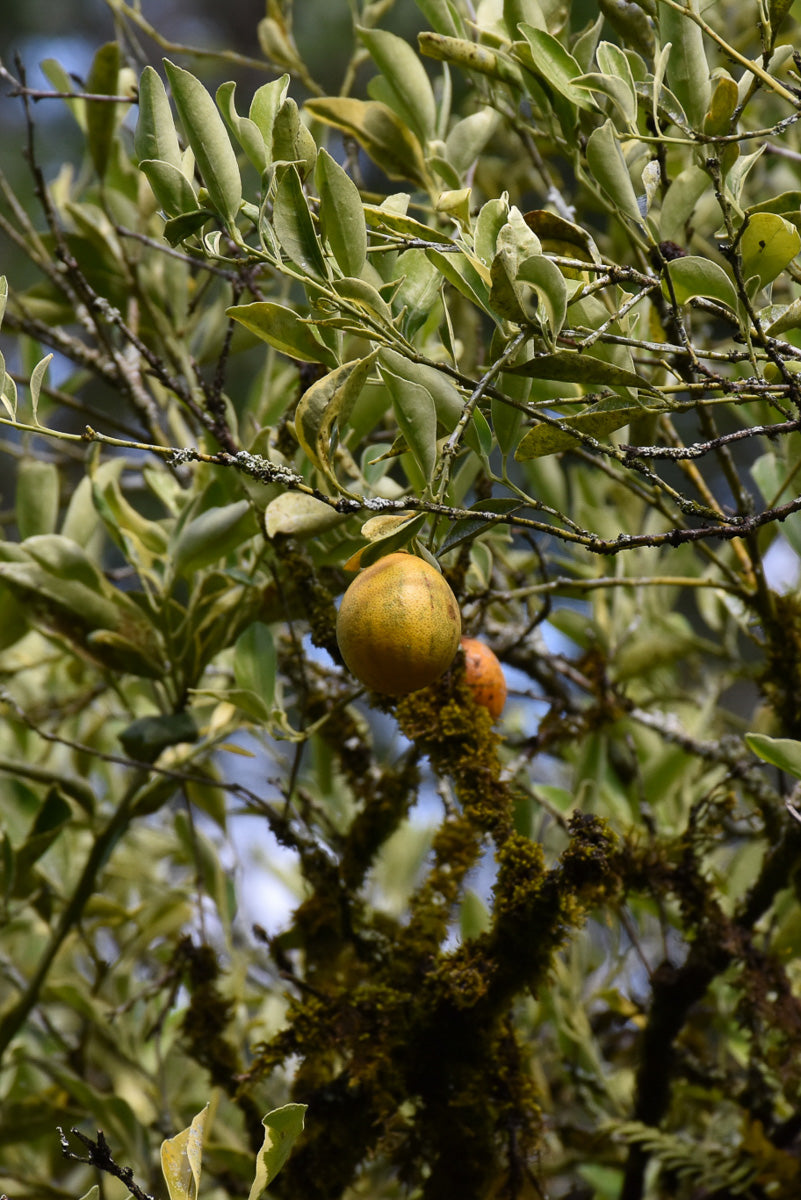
left=460, top=637, right=507, bottom=719
left=336, top=553, right=461, bottom=695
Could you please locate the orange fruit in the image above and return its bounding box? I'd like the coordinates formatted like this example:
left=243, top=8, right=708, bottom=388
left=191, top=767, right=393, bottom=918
left=336, top=552, right=461, bottom=695
left=460, top=637, right=507, bottom=720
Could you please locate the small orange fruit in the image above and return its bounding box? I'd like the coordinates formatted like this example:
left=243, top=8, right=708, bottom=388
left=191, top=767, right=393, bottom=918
left=336, top=552, right=462, bottom=695
left=460, top=637, right=507, bottom=720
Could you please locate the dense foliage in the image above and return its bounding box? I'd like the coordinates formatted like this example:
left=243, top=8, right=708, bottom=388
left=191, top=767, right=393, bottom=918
left=2, top=1, right=801, bottom=1197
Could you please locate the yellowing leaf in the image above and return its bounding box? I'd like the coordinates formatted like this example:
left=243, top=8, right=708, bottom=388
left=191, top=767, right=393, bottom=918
left=295, top=351, right=379, bottom=492
left=515, top=400, right=645, bottom=460
left=305, top=97, right=428, bottom=188
left=740, top=213, right=801, bottom=290
left=160, top=1105, right=209, bottom=1200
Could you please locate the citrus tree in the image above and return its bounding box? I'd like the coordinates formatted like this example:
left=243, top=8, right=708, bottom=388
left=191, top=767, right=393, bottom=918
left=2, top=1, right=801, bottom=1197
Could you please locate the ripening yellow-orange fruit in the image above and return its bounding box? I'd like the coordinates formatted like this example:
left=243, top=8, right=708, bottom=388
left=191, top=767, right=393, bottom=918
left=460, top=637, right=507, bottom=720
left=336, top=552, right=461, bottom=695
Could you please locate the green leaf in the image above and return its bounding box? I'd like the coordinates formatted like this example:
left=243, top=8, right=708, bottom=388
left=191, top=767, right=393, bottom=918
left=574, top=58, right=638, bottom=128
left=29, top=353, right=52, bottom=424
left=413, top=0, right=465, bottom=37
left=315, top=149, right=367, bottom=277
left=161, top=1105, right=209, bottom=1200
left=509, top=350, right=651, bottom=389
left=358, top=26, right=437, bottom=142
left=305, top=97, right=429, bottom=188
left=517, top=255, right=568, bottom=337
left=379, top=360, right=438, bottom=481
left=234, top=622, right=276, bottom=714
left=418, top=32, right=524, bottom=88
left=662, top=255, right=738, bottom=310
left=135, top=65, right=183, bottom=168
left=515, top=398, right=645, bottom=459
left=439, top=498, right=523, bottom=553
left=491, top=245, right=535, bottom=324
left=249, top=75, right=290, bottom=166
left=14, top=789, right=73, bottom=886
left=248, top=1104, right=307, bottom=1200
left=426, top=247, right=494, bottom=320
left=119, top=712, right=199, bottom=763
left=295, top=351, right=379, bottom=491
left=445, top=108, right=499, bottom=176
left=474, top=197, right=509, bottom=266
left=745, top=733, right=801, bottom=780
left=85, top=42, right=120, bottom=178
left=332, top=276, right=395, bottom=325
left=0, top=558, right=118, bottom=632
left=171, top=500, right=258, bottom=578
left=163, top=209, right=214, bottom=246
left=217, top=81, right=268, bottom=173
left=386, top=251, right=440, bottom=333
left=140, top=159, right=199, bottom=218
left=41, top=58, right=86, bottom=129
left=659, top=164, right=709, bottom=245
left=272, top=97, right=318, bottom=178
left=516, top=25, right=598, bottom=110
left=765, top=296, right=801, bottom=336
left=264, top=492, right=348, bottom=538
left=16, top=460, right=60, bottom=539
left=658, top=0, right=711, bottom=127
left=163, top=60, right=242, bottom=228
left=378, top=347, right=486, bottom=460
left=740, top=213, right=801, bottom=290
left=363, top=201, right=455, bottom=246
left=273, top=163, right=329, bottom=280
left=585, top=120, right=643, bottom=225
left=594, top=40, right=638, bottom=125
left=226, top=302, right=337, bottom=367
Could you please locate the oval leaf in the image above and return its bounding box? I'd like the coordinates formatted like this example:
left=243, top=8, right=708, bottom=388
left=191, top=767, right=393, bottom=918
left=234, top=621, right=277, bottom=713
left=226, top=302, right=337, bottom=367
left=379, top=362, right=438, bottom=482
left=662, top=255, right=738, bottom=310
left=745, top=733, right=801, bottom=780
left=295, top=351, right=379, bottom=490
left=217, top=81, right=268, bottom=173
left=273, top=163, right=329, bottom=279
left=264, top=492, right=346, bottom=538
left=171, top=500, right=257, bottom=578
left=517, top=25, right=598, bottom=110
left=357, top=25, right=437, bottom=142
left=315, top=149, right=367, bottom=277
left=516, top=400, right=645, bottom=460
left=517, top=255, right=568, bottom=337
left=85, top=42, right=121, bottom=178
left=135, top=65, right=183, bottom=168
left=161, top=1105, right=208, bottom=1200
left=586, top=120, right=643, bottom=225
left=305, top=97, right=428, bottom=188
left=509, top=350, right=651, bottom=389
left=740, top=213, right=801, bottom=290
left=140, top=159, right=199, bottom=218
left=659, top=0, right=711, bottom=127
left=164, top=60, right=242, bottom=227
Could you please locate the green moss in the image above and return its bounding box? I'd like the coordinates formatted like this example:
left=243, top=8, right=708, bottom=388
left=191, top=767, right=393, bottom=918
left=494, top=835, right=546, bottom=917
left=761, top=592, right=801, bottom=737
